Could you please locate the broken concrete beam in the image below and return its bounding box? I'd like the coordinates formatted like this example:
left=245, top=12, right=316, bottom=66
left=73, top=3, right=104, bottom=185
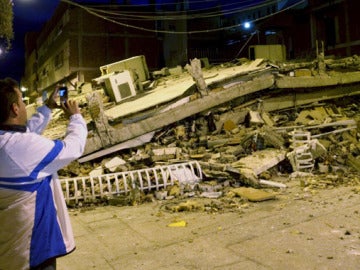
left=185, top=58, right=208, bottom=97
left=276, top=71, right=360, bottom=88
left=79, top=132, right=155, bottom=163
left=261, top=84, right=360, bottom=112
left=83, top=74, right=275, bottom=156
left=87, top=92, right=116, bottom=148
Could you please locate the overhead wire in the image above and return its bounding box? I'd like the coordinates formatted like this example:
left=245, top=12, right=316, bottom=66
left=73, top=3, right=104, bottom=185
left=62, top=0, right=285, bottom=19
left=60, top=0, right=307, bottom=34
left=86, top=3, right=272, bottom=21
left=69, top=0, right=262, bottom=9
left=69, top=0, right=277, bottom=20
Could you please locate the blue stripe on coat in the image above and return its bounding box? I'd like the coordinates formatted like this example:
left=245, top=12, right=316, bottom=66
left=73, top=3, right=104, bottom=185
left=29, top=176, right=67, bottom=267
left=0, top=140, right=63, bottom=191
left=30, top=140, right=63, bottom=179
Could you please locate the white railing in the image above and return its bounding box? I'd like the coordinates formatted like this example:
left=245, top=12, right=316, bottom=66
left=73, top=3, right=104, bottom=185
left=60, top=161, right=202, bottom=204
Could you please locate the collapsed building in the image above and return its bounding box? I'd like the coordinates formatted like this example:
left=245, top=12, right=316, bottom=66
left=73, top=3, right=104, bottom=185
left=33, top=52, right=360, bottom=207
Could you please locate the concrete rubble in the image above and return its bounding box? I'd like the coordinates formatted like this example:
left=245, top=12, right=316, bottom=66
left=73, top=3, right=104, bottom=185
left=35, top=53, right=360, bottom=209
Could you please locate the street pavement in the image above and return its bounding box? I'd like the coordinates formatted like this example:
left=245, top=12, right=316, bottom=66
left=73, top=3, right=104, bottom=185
left=58, top=180, right=360, bottom=270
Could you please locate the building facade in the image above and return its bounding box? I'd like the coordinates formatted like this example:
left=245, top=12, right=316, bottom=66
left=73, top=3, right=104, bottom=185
left=22, top=2, right=162, bottom=99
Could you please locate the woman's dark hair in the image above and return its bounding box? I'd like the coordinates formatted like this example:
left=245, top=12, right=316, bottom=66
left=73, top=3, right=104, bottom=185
left=0, top=78, right=20, bottom=123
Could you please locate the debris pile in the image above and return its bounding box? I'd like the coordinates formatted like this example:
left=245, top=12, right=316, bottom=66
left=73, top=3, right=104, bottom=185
left=37, top=55, right=360, bottom=208
left=57, top=96, right=360, bottom=208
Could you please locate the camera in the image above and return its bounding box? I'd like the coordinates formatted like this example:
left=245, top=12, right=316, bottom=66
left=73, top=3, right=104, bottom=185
left=59, top=86, right=68, bottom=105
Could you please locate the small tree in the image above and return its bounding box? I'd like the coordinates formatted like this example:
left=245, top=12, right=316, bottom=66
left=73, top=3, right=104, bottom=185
left=0, top=0, right=14, bottom=50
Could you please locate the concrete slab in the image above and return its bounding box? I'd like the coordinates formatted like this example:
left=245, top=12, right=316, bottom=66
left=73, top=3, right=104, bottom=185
left=104, top=59, right=266, bottom=121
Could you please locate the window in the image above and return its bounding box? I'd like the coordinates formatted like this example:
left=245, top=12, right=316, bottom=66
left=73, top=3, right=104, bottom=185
left=54, top=50, right=64, bottom=69
left=325, top=17, right=336, bottom=46
left=55, top=23, right=63, bottom=39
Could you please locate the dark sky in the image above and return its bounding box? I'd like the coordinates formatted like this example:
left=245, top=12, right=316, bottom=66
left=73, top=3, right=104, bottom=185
left=0, top=0, right=60, bottom=82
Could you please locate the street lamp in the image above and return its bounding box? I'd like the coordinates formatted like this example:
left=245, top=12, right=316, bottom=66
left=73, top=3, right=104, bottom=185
left=244, top=21, right=251, bottom=30
left=21, top=86, right=27, bottom=97
left=21, top=86, right=30, bottom=104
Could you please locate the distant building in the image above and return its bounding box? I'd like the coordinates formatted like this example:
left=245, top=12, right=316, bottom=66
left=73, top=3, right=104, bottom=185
left=217, top=0, right=360, bottom=60
left=306, top=0, right=360, bottom=57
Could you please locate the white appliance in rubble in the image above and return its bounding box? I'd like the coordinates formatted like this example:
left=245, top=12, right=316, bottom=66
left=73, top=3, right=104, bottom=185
left=94, top=70, right=136, bottom=103
left=100, top=55, right=150, bottom=82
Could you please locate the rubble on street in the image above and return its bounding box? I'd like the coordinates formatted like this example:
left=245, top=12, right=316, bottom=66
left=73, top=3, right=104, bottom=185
left=37, top=54, right=360, bottom=209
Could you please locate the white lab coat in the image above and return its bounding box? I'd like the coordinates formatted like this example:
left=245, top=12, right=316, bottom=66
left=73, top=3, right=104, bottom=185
left=0, top=106, right=87, bottom=269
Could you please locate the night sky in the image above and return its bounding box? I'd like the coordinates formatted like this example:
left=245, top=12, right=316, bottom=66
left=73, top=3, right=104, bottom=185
left=0, top=0, right=60, bottom=82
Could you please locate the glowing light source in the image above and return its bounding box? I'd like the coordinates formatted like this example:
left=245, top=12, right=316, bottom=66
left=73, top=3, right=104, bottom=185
left=244, top=22, right=251, bottom=29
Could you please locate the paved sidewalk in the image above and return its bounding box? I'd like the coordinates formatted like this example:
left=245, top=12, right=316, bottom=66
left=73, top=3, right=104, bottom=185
left=58, top=183, right=360, bottom=270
